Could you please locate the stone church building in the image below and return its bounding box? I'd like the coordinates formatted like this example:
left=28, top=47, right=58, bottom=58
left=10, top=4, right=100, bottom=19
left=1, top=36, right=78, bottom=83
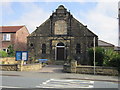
left=27, top=5, right=98, bottom=65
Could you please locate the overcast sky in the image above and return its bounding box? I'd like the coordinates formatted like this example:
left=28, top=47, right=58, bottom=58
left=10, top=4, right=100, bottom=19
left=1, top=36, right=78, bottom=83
left=1, top=0, right=119, bottom=46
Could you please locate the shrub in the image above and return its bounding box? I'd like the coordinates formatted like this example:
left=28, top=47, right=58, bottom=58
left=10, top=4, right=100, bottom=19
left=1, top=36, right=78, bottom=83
left=103, top=49, right=120, bottom=72
left=7, top=45, right=15, bottom=57
left=88, top=47, right=120, bottom=72
left=88, top=48, right=94, bottom=65
left=95, top=47, right=105, bottom=66
left=0, top=50, right=8, bottom=58
left=88, top=47, right=105, bottom=66
left=109, top=55, right=120, bottom=72
left=103, top=49, right=119, bottom=66
left=108, top=55, right=120, bottom=66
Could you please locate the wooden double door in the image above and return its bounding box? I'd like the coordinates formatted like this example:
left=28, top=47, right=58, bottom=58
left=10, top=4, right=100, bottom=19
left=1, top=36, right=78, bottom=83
left=56, top=47, right=65, bottom=60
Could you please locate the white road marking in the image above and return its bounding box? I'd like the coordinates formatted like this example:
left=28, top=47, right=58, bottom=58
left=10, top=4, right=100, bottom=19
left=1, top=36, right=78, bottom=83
left=42, top=79, right=51, bottom=84
left=90, top=81, right=94, bottom=84
left=36, top=78, right=94, bottom=88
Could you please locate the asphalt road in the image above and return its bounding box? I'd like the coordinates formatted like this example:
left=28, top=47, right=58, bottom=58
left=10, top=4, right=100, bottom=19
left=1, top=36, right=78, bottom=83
left=1, top=65, right=119, bottom=89
left=1, top=75, right=119, bottom=88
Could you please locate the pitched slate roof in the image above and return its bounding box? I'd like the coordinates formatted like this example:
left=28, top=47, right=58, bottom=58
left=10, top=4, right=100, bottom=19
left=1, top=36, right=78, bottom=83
left=98, top=40, right=114, bottom=47
left=0, top=26, right=24, bottom=33
left=114, top=46, right=120, bottom=51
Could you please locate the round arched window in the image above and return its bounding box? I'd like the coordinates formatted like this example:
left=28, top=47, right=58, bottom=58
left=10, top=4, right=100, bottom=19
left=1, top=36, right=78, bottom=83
left=30, top=43, right=33, bottom=47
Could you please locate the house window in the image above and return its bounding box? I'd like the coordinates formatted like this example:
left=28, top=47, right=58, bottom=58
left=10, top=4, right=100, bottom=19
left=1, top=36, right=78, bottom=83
left=76, top=44, right=81, bottom=54
left=42, top=44, right=46, bottom=54
left=3, top=34, right=11, bottom=41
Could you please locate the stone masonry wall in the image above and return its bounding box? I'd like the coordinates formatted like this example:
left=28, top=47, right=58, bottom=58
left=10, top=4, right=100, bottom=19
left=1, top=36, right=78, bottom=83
left=1, top=57, right=17, bottom=64
left=63, top=62, right=119, bottom=76
left=0, top=63, right=42, bottom=71
left=18, top=63, right=42, bottom=71
left=76, top=66, right=118, bottom=76
left=27, top=5, right=98, bottom=65
left=0, top=64, right=18, bottom=71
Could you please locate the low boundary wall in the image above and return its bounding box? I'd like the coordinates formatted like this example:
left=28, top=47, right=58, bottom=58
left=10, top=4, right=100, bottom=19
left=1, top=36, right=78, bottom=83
left=18, top=63, right=42, bottom=71
left=0, top=64, right=18, bottom=71
left=0, top=63, right=42, bottom=71
left=1, top=57, right=17, bottom=64
left=63, top=61, right=119, bottom=76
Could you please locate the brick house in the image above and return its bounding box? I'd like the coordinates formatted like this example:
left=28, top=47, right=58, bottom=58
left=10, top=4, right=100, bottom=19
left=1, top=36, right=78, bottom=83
left=0, top=25, right=29, bottom=52
left=27, top=5, right=98, bottom=65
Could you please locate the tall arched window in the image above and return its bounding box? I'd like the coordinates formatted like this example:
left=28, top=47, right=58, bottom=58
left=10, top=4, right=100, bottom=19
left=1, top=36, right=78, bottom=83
left=76, top=44, right=81, bottom=54
left=42, top=44, right=46, bottom=54
left=91, top=43, right=93, bottom=47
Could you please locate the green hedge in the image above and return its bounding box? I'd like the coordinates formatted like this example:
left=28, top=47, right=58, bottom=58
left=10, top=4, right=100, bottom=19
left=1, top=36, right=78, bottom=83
left=88, top=47, right=104, bottom=66
left=0, top=50, right=8, bottom=58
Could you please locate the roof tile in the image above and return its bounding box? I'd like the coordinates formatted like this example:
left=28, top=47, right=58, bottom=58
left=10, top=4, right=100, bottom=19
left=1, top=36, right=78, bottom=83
left=0, top=26, right=24, bottom=33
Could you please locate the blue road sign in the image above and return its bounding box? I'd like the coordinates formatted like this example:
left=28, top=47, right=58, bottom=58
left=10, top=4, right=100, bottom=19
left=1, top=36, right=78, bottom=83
left=38, top=59, right=48, bottom=63
left=16, top=51, right=28, bottom=61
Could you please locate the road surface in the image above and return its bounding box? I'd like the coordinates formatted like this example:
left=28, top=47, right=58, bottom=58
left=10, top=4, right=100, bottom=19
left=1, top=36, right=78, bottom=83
left=1, top=65, right=119, bottom=89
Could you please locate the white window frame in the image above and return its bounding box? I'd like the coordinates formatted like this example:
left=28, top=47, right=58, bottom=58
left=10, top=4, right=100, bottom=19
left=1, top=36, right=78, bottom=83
left=3, top=34, right=11, bottom=41
left=2, top=48, right=8, bottom=52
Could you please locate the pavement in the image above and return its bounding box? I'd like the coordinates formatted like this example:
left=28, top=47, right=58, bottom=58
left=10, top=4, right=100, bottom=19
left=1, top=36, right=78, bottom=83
left=38, top=65, right=63, bottom=73
left=1, top=65, right=119, bottom=82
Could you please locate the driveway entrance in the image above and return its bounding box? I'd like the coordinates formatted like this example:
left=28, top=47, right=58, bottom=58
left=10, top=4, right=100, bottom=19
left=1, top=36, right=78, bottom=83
left=39, top=65, right=63, bottom=73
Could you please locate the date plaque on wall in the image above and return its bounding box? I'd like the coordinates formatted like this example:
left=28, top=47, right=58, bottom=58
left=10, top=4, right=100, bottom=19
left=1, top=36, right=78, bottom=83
left=54, top=20, right=67, bottom=35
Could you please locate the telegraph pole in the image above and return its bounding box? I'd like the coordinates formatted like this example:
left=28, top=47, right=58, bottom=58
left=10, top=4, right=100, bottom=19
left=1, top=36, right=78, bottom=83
left=118, top=2, right=120, bottom=47
left=93, top=37, right=96, bottom=75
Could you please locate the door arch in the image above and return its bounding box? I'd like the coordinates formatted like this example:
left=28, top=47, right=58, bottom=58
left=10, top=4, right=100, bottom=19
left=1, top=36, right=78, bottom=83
left=56, top=42, right=65, bottom=60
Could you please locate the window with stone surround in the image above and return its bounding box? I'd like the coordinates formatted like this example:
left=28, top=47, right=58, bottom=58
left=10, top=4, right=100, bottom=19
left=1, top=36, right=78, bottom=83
left=54, top=20, right=67, bottom=35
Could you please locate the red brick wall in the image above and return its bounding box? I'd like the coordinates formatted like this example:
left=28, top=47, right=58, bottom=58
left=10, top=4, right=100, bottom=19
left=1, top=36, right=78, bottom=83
left=0, top=26, right=29, bottom=51
left=0, top=33, right=16, bottom=49
left=14, top=26, right=29, bottom=51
